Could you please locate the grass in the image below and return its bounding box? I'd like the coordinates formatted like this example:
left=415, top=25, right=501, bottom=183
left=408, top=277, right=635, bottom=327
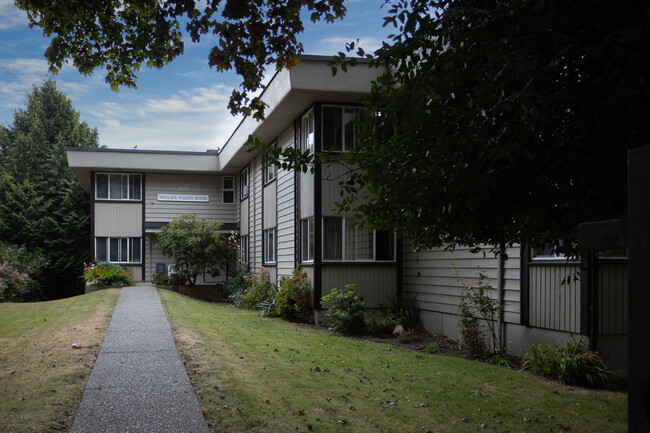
left=0, top=289, right=120, bottom=432
left=159, top=289, right=627, bottom=433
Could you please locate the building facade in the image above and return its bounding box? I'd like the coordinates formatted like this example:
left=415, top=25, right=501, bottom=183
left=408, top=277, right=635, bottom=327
left=67, top=56, right=628, bottom=370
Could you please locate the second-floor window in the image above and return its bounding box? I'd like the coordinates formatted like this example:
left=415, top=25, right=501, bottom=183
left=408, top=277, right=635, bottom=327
left=223, top=176, right=234, bottom=204
left=241, top=167, right=249, bottom=199
left=262, top=147, right=277, bottom=185
left=95, top=173, right=141, bottom=200
left=322, top=106, right=365, bottom=152
left=301, top=110, right=315, bottom=154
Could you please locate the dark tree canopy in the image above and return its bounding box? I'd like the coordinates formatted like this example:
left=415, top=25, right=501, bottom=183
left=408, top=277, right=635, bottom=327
left=324, top=0, right=648, bottom=253
left=16, top=0, right=345, bottom=119
left=0, top=80, right=99, bottom=298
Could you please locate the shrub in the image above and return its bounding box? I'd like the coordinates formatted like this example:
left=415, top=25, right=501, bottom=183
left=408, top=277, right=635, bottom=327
left=386, top=294, right=420, bottom=330
left=321, top=285, right=366, bottom=334
left=234, top=267, right=275, bottom=310
left=419, top=343, right=444, bottom=353
left=152, top=273, right=170, bottom=286
left=257, top=284, right=279, bottom=317
left=0, top=243, right=48, bottom=301
left=0, top=262, right=30, bottom=302
left=276, top=268, right=312, bottom=322
left=224, top=266, right=251, bottom=297
left=365, top=311, right=399, bottom=336
left=83, top=262, right=134, bottom=287
left=522, top=340, right=613, bottom=388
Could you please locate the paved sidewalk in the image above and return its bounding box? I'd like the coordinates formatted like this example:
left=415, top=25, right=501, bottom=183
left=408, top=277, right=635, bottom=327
left=71, top=284, right=209, bottom=433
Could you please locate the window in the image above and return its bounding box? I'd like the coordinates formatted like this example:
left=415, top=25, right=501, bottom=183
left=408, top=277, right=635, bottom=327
left=263, top=228, right=276, bottom=263
left=95, top=237, right=141, bottom=263
left=95, top=173, right=141, bottom=200
left=532, top=241, right=566, bottom=260
left=322, top=106, right=365, bottom=151
left=301, top=110, right=315, bottom=154
left=262, top=147, right=277, bottom=185
left=241, top=167, right=249, bottom=199
left=240, top=235, right=249, bottom=264
left=222, top=176, right=234, bottom=204
left=301, top=217, right=315, bottom=262
left=323, top=217, right=395, bottom=262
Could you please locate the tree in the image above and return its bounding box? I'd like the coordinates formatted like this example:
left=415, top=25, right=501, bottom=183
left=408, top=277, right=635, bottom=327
left=157, top=213, right=231, bottom=285
left=0, top=80, right=99, bottom=298
left=16, top=0, right=345, bottom=120
left=262, top=0, right=649, bottom=254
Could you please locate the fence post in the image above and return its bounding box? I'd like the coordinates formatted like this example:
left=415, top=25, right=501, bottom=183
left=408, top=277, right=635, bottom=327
left=627, top=145, right=650, bottom=432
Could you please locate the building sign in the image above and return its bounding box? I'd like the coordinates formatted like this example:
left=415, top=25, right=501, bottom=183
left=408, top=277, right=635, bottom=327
left=157, top=194, right=209, bottom=202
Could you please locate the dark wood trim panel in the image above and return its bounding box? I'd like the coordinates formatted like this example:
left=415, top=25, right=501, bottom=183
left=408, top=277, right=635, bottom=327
left=90, top=171, right=96, bottom=261
left=313, top=102, right=323, bottom=309
left=520, top=244, right=530, bottom=327
left=141, top=173, right=146, bottom=280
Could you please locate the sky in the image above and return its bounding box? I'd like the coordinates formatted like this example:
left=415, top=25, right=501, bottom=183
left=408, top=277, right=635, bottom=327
left=0, top=0, right=391, bottom=151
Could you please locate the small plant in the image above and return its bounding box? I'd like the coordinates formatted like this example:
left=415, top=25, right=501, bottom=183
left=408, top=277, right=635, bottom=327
left=522, top=340, right=613, bottom=388
left=455, top=267, right=501, bottom=355
left=224, top=266, right=251, bottom=297
left=152, top=273, right=170, bottom=286
left=234, top=267, right=275, bottom=310
left=257, top=284, right=279, bottom=317
left=0, top=243, right=48, bottom=301
left=486, top=350, right=520, bottom=369
left=385, top=294, right=420, bottom=330
left=83, top=262, right=134, bottom=287
left=0, top=261, right=30, bottom=302
left=418, top=343, right=444, bottom=353
left=321, top=285, right=366, bottom=334
left=276, top=268, right=312, bottom=322
left=365, top=311, right=399, bottom=336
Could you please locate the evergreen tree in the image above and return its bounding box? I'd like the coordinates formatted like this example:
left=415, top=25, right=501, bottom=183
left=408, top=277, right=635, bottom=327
left=0, top=80, right=98, bottom=298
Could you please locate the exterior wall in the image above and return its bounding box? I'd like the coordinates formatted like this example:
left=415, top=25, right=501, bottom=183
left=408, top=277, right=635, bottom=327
left=528, top=262, right=581, bottom=333
left=300, top=169, right=314, bottom=218
left=252, top=156, right=263, bottom=269
left=263, top=181, right=277, bottom=229
left=240, top=198, right=249, bottom=236
left=321, top=265, right=397, bottom=309
left=145, top=173, right=236, bottom=224
left=276, top=127, right=297, bottom=279
left=94, top=202, right=143, bottom=237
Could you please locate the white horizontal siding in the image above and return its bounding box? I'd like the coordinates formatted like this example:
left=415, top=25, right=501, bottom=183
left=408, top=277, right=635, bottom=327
left=277, top=127, right=296, bottom=278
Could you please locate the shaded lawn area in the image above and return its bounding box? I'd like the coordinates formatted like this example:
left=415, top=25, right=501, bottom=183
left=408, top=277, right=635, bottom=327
left=0, top=289, right=120, bottom=433
left=159, top=289, right=627, bottom=433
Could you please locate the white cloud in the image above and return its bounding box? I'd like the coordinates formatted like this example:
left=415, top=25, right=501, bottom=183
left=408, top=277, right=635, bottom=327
left=0, top=0, right=28, bottom=30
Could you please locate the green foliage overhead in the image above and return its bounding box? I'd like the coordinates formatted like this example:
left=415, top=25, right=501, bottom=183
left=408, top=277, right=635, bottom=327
left=260, top=0, right=649, bottom=254
left=156, top=213, right=230, bottom=285
left=0, top=80, right=98, bottom=298
left=15, top=0, right=345, bottom=120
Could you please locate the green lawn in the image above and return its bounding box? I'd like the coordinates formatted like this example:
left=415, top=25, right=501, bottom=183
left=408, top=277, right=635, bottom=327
left=0, top=289, right=120, bottom=433
left=159, top=289, right=627, bottom=433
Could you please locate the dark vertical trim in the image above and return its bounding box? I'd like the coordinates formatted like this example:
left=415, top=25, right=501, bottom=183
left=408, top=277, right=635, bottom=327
left=587, top=252, right=599, bottom=346
left=141, top=172, right=146, bottom=281
left=313, top=103, right=323, bottom=308
left=520, top=244, right=530, bottom=326
left=294, top=118, right=300, bottom=269
left=396, top=238, right=403, bottom=299
left=90, top=171, right=95, bottom=261
left=261, top=156, right=265, bottom=265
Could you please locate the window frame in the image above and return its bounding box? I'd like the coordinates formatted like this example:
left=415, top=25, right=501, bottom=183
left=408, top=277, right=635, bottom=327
left=321, top=105, right=365, bottom=152
left=301, top=109, right=315, bottom=154
left=222, top=176, right=234, bottom=204
left=262, top=144, right=277, bottom=185
left=301, top=217, right=315, bottom=263
left=263, top=228, right=276, bottom=264
left=95, top=173, right=142, bottom=201
left=240, top=167, right=250, bottom=199
left=95, top=237, right=142, bottom=264
left=322, top=217, right=395, bottom=263
left=240, top=235, right=249, bottom=264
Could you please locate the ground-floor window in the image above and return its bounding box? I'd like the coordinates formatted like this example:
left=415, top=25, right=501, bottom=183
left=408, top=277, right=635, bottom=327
left=240, top=235, right=249, bottom=264
left=95, top=237, right=142, bottom=263
left=301, top=217, right=314, bottom=263
left=263, top=228, right=276, bottom=264
left=322, top=217, right=395, bottom=262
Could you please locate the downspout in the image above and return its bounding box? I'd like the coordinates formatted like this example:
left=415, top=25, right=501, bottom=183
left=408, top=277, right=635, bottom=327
left=497, top=245, right=505, bottom=352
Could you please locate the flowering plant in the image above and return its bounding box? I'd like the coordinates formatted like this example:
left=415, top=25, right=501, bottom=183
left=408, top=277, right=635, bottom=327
left=83, top=261, right=134, bottom=287
left=0, top=261, right=30, bottom=302
left=276, top=267, right=311, bottom=322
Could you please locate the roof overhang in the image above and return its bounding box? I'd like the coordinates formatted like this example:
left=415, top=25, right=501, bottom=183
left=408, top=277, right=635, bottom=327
left=66, top=148, right=220, bottom=193
left=218, top=55, right=386, bottom=172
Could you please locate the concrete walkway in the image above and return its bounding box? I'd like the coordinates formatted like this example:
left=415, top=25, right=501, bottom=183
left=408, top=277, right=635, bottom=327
left=71, top=284, right=209, bottom=433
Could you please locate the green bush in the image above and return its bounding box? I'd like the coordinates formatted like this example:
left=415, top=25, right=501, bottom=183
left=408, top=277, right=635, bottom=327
left=234, top=267, right=275, bottom=310
left=321, top=285, right=366, bottom=334
left=224, top=266, right=251, bottom=297
left=0, top=262, right=29, bottom=302
left=276, top=268, right=311, bottom=322
left=365, top=311, right=399, bottom=336
left=522, top=340, right=613, bottom=388
left=152, top=273, right=170, bottom=286
left=386, top=294, right=420, bottom=330
left=83, top=261, right=134, bottom=287
left=0, top=243, right=48, bottom=301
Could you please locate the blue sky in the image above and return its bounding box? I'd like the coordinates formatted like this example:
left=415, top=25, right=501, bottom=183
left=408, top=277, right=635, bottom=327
left=0, top=0, right=390, bottom=151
